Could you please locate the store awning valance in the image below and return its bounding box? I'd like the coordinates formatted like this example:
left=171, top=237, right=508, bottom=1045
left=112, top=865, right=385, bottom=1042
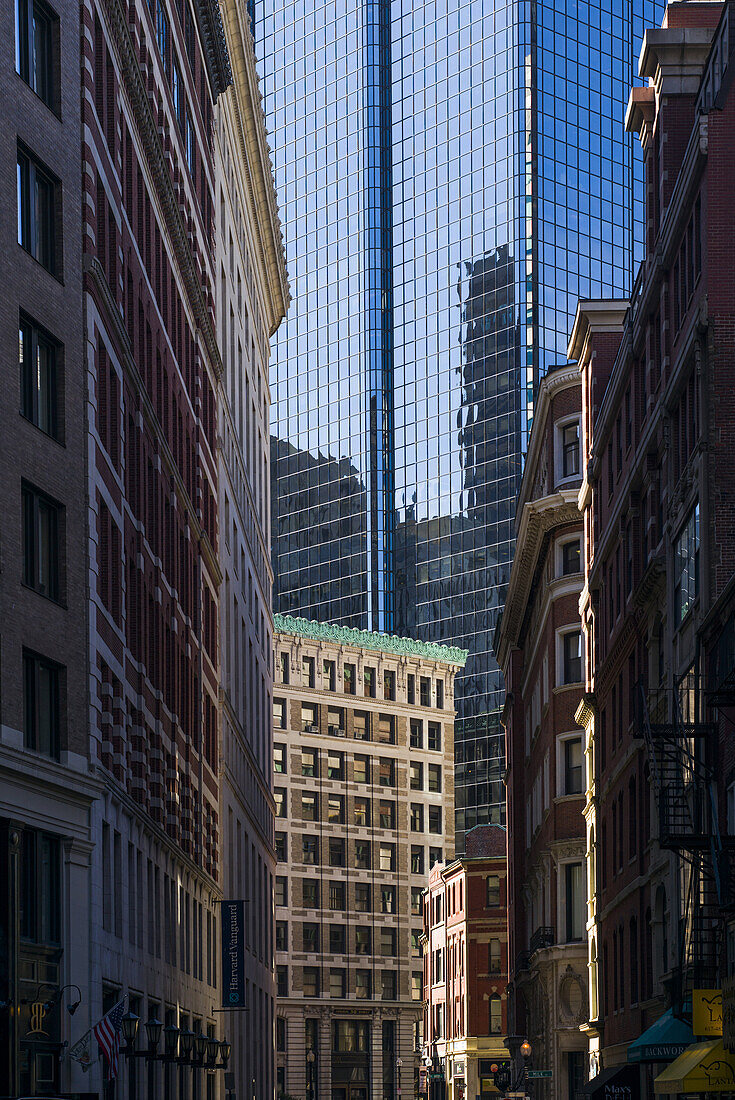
left=581, top=1063, right=638, bottom=1099
left=654, top=1040, right=735, bottom=1093
left=628, top=1008, right=695, bottom=1063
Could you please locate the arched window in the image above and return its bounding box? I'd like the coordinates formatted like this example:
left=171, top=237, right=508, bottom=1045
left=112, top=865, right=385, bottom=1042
left=489, top=995, right=502, bottom=1035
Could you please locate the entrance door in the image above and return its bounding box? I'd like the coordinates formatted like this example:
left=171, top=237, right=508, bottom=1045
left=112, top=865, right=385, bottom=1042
left=333, top=1085, right=369, bottom=1100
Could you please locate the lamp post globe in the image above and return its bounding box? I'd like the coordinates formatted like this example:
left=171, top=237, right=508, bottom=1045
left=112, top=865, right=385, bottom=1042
left=180, top=1028, right=195, bottom=1058
left=145, top=1016, right=163, bottom=1052
left=121, top=1012, right=140, bottom=1050
left=520, top=1041, right=532, bottom=1060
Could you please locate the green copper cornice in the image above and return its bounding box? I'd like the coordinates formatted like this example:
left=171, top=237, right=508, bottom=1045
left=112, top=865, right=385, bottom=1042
left=274, top=615, right=468, bottom=667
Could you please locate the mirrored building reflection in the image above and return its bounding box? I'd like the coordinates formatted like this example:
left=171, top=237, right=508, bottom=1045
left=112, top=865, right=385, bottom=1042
left=255, top=0, right=662, bottom=848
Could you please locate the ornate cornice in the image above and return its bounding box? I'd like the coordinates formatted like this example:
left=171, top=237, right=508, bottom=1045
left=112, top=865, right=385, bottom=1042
left=495, top=490, right=581, bottom=668
left=193, top=0, right=232, bottom=98
left=273, top=615, right=468, bottom=667
left=102, top=0, right=223, bottom=377
left=219, top=0, right=290, bottom=334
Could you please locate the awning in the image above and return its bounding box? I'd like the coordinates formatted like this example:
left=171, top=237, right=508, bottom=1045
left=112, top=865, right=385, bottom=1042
left=628, top=1008, right=695, bottom=1063
left=654, top=1040, right=735, bottom=1093
left=581, top=1063, right=639, bottom=1099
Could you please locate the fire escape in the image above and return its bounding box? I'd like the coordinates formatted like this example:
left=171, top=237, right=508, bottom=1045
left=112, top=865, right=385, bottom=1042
left=638, top=677, right=733, bottom=998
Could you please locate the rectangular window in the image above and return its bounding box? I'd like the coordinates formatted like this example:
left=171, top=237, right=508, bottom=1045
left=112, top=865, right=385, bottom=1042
left=275, top=833, right=287, bottom=862
left=489, top=938, right=501, bottom=974
left=185, top=108, right=195, bottom=173
left=354, top=754, right=369, bottom=783
left=329, top=925, right=346, bottom=954
left=563, top=631, right=583, bottom=685
left=17, top=146, right=58, bottom=274
left=428, top=723, right=441, bottom=751
left=674, top=504, right=700, bottom=626
left=355, top=969, right=371, bottom=999
left=22, top=483, right=61, bottom=601
left=355, top=926, right=371, bottom=955
left=19, top=315, right=60, bottom=438
left=429, top=845, right=443, bottom=867
left=275, top=876, right=287, bottom=907
left=379, top=800, right=395, bottom=829
left=354, top=839, right=370, bottom=869
left=428, top=806, right=442, bottom=834
left=279, top=653, right=289, bottom=684
left=276, top=965, right=288, bottom=996
left=381, top=970, right=397, bottom=1000
left=565, top=862, right=585, bottom=942
left=377, top=714, right=395, bottom=744
left=436, top=680, right=444, bottom=709
left=302, top=655, right=315, bottom=686
left=330, top=967, right=346, bottom=998
left=562, top=421, right=580, bottom=478
left=302, top=835, right=319, bottom=866
left=410, top=718, right=423, bottom=748
left=383, top=669, right=395, bottom=700
left=379, top=843, right=395, bottom=871
left=329, top=838, right=345, bottom=867
left=327, top=707, right=344, bottom=735
left=276, top=1016, right=286, bottom=1050
left=302, top=966, right=319, bottom=997
left=302, top=880, right=319, bottom=909
left=381, top=885, right=396, bottom=914
left=301, top=703, right=318, bottom=733
left=379, top=758, right=395, bottom=786
left=16, top=0, right=57, bottom=109
left=273, top=698, right=286, bottom=728
left=20, top=830, right=60, bottom=943
left=327, top=751, right=344, bottom=779
left=23, top=649, right=61, bottom=758
left=562, top=540, right=581, bottom=576
left=428, top=764, right=442, bottom=793
left=564, top=737, right=584, bottom=795
left=301, top=748, right=318, bottom=777
left=355, top=883, right=371, bottom=912
left=411, top=930, right=422, bottom=957
left=420, top=677, right=431, bottom=707
left=328, top=795, right=345, bottom=824
left=486, top=875, right=500, bottom=907
left=323, top=659, right=336, bottom=690
left=274, top=789, right=287, bottom=818
left=412, top=973, right=423, bottom=1001
left=411, top=845, right=424, bottom=874
left=302, top=793, right=318, bottom=821
left=303, top=922, right=319, bottom=952
left=407, top=674, right=415, bottom=704
left=273, top=743, right=286, bottom=773
left=353, top=710, right=369, bottom=740
left=275, top=921, right=287, bottom=952
left=343, top=662, right=356, bottom=694
left=354, top=797, right=370, bottom=827
left=411, top=887, right=422, bottom=915
left=329, top=881, right=346, bottom=911
left=410, top=803, right=424, bottom=832
left=380, top=928, right=397, bottom=957
left=410, top=762, right=423, bottom=790
left=363, top=666, right=375, bottom=697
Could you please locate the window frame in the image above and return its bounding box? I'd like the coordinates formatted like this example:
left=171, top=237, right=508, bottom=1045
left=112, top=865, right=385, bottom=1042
left=19, top=313, right=61, bottom=440
left=17, top=144, right=59, bottom=275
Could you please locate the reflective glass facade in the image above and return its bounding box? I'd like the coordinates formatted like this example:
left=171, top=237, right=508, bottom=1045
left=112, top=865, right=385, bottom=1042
left=255, top=0, right=662, bottom=847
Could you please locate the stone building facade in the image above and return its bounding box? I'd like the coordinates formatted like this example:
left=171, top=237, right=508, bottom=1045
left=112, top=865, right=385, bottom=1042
left=421, top=826, right=509, bottom=1100
left=272, top=615, right=465, bottom=1100
left=571, top=0, right=735, bottom=1088
left=495, top=364, right=589, bottom=1100
left=0, top=1, right=102, bottom=1093
left=215, top=0, right=289, bottom=1094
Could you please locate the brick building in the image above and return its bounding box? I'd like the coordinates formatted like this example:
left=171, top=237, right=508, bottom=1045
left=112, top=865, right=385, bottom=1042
left=495, top=364, right=589, bottom=1100
left=272, top=615, right=465, bottom=1100
left=570, top=0, right=735, bottom=1091
left=0, top=0, right=103, bottom=1094
left=421, top=826, right=509, bottom=1100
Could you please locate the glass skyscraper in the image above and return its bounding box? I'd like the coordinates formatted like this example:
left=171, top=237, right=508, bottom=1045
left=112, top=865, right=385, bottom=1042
left=255, top=0, right=661, bottom=846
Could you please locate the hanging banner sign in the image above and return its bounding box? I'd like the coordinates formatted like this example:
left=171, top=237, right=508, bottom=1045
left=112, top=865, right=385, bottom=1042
left=221, top=899, right=246, bottom=1008
left=694, top=989, right=723, bottom=1037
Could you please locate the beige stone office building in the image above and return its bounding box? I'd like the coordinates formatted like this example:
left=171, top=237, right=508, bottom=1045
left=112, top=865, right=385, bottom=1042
left=272, top=615, right=466, bottom=1100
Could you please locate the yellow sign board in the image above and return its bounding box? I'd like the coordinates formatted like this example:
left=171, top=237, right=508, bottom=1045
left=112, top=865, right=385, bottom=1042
left=693, top=989, right=723, bottom=1037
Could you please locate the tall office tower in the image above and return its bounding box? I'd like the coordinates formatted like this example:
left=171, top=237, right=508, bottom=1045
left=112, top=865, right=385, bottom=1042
left=255, top=0, right=662, bottom=847
left=215, top=0, right=289, bottom=1095
left=272, top=615, right=465, bottom=1100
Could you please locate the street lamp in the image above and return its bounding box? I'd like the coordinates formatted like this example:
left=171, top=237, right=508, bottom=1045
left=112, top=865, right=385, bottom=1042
left=195, top=1033, right=208, bottom=1063
left=220, top=1040, right=231, bottom=1068
left=180, top=1028, right=195, bottom=1061
left=164, top=1024, right=180, bottom=1060
left=121, top=1012, right=140, bottom=1053
left=396, top=1056, right=403, bottom=1100
left=520, top=1041, right=532, bottom=1061
left=145, top=1016, right=163, bottom=1055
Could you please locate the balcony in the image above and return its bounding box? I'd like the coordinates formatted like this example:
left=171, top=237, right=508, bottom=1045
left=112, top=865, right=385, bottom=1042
left=529, top=926, right=555, bottom=955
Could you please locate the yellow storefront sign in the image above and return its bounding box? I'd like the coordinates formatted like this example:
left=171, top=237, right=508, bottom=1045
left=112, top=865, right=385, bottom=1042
left=655, top=1040, right=735, bottom=1094
left=693, top=989, right=723, bottom=1037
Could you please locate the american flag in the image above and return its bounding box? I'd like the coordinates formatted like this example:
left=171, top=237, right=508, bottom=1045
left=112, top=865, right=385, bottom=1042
left=94, top=997, right=126, bottom=1081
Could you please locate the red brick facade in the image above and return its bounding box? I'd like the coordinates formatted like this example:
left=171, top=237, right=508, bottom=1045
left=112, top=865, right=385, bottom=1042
left=422, top=826, right=509, bottom=1100
left=495, top=365, right=588, bottom=1100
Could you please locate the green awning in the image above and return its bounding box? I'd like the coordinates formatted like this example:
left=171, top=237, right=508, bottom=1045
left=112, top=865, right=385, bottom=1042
left=628, top=1009, right=694, bottom=1063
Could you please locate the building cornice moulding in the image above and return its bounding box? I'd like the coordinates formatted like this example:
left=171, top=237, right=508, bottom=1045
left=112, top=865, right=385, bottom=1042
left=274, top=615, right=468, bottom=666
